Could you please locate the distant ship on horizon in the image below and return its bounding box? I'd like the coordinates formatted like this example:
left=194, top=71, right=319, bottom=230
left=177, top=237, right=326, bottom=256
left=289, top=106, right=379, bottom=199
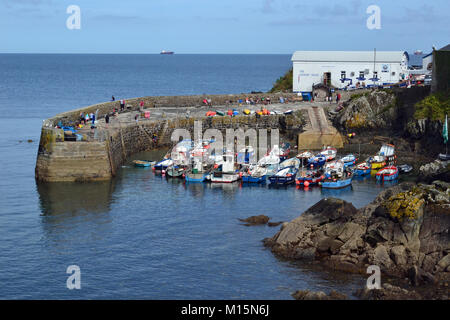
left=160, top=50, right=174, bottom=55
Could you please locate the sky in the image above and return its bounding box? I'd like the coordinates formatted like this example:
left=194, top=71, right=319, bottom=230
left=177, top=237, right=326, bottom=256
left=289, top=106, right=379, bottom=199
left=0, top=0, right=449, bottom=54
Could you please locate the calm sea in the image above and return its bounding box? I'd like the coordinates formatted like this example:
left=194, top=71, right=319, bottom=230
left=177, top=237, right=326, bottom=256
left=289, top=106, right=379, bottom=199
left=0, top=54, right=388, bottom=299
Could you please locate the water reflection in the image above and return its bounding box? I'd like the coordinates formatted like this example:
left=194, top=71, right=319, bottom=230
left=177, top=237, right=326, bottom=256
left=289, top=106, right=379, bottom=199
left=37, top=180, right=116, bottom=216
left=320, top=185, right=353, bottom=197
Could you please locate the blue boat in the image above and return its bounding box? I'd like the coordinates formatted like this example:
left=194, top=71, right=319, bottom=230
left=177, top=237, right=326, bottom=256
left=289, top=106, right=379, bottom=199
left=307, top=155, right=327, bottom=168
left=321, top=160, right=353, bottom=189
left=376, top=166, right=399, bottom=181
left=269, top=157, right=300, bottom=185
left=153, top=158, right=173, bottom=171
left=321, top=174, right=353, bottom=189
left=242, top=174, right=267, bottom=183
left=354, top=162, right=371, bottom=176
left=341, top=154, right=357, bottom=168
left=185, top=171, right=208, bottom=182
left=132, top=160, right=155, bottom=167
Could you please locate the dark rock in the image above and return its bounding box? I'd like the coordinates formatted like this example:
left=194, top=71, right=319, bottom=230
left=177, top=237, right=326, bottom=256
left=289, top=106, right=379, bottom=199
left=239, top=215, right=270, bottom=226
left=355, top=283, right=422, bottom=300
left=268, top=221, right=283, bottom=227
left=292, top=289, right=347, bottom=300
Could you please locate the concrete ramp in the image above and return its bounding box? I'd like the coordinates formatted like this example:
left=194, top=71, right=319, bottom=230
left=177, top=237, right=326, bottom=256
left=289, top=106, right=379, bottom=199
left=298, top=106, right=344, bottom=150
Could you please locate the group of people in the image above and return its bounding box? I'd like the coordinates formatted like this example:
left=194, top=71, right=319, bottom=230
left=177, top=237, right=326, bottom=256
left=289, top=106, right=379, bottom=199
left=79, top=112, right=96, bottom=126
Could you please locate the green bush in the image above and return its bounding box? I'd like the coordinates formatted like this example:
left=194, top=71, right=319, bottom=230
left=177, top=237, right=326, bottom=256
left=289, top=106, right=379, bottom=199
left=269, top=68, right=293, bottom=93
left=414, top=91, right=450, bottom=121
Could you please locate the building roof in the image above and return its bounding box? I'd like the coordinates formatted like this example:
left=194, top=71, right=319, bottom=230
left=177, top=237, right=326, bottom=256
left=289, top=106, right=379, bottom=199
left=438, top=44, right=450, bottom=51
left=291, top=51, right=407, bottom=63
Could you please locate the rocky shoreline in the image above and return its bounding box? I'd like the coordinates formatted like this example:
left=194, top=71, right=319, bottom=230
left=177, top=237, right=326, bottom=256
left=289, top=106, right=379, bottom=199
left=263, top=181, right=449, bottom=300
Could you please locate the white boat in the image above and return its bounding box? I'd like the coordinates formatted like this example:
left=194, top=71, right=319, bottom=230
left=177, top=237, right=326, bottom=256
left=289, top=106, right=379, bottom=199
left=210, top=152, right=240, bottom=183
left=319, top=146, right=337, bottom=161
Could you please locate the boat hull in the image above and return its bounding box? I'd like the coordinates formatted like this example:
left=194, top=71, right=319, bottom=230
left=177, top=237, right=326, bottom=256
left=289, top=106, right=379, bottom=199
left=242, top=175, right=267, bottom=183
left=210, top=173, right=240, bottom=183
left=354, top=168, right=371, bottom=176
left=185, top=172, right=207, bottom=182
left=269, top=174, right=297, bottom=185
left=296, top=175, right=323, bottom=186
left=321, top=177, right=352, bottom=189
left=376, top=172, right=399, bottom=181
left=371, top=161, right=385, bottom=169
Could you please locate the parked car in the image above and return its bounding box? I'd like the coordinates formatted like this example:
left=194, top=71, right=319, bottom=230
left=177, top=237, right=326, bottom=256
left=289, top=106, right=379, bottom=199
left=424, top=75, right=432, bottom=85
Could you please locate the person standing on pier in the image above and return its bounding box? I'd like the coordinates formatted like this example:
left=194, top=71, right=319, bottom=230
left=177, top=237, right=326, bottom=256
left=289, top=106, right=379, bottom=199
left=111, top=95, right=115, bottom=101
left=120, top=99, right=125, bottom=111
left=105, top=114, right=110, bottom=128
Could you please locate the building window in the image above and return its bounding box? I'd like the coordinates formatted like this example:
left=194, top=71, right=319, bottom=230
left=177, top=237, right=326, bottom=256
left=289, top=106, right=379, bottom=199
left=350, top=72, right=355, bottom=77
left=373, top=71, right=378, bottom=79
left=392, top=72, right=396, bottom=76
left=341, top=71, right=346, bottom=79
left=359, top=71, right=365, bottom=79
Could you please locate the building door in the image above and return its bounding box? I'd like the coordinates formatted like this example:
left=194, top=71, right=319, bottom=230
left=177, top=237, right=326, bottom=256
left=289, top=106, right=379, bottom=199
left=323, top=72, right=331, bottom=86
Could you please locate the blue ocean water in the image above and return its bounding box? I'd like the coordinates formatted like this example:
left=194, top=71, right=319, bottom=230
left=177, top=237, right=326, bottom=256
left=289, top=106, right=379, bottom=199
left=0, top=54, right=387, bottom=299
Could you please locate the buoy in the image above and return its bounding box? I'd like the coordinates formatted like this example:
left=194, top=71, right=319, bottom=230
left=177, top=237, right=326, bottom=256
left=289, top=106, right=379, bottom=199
left=295, top=179, right=300, bottom=185
left=304, top=181, right=310, bottom=187
left=162, top=170, right=165, bottom=174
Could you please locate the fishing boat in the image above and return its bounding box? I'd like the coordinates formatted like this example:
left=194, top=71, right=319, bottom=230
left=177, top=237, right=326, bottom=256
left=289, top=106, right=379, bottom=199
left=279, top=143, right=291, bottom=162
left=319, top=146, right=337, bottom=161
left=132, top=160, right=155, bottom=167
left=370, top=144, right=395, bottom=169
left=354, top=162, right=371, bottom=176
left=296, top=151, right=314, bottom=166
left=376, top=165, right=399, bottom=181
left=241, top=165, right=268, bottom=183
left=166, top=165, right=187, bottom=178
left=307, top=154, right=327, bottom=168
left=185, top=157, right=208, bottom=182
left=216, top=110, right=225, bottom=116
left=210, top=152, right=240, bottom=183
left=269, top=157, right=300, bottom=185
left=256, top=146, right=281, bottom=175
left=341, top=154, right=357, bottom=168
left=160, top=50, right=174, bottom=54
left=153, top=158, right=173, bottom=171
left=321, top=161, right=353, bottom=189
left=296, top=169, right=324, bottom=186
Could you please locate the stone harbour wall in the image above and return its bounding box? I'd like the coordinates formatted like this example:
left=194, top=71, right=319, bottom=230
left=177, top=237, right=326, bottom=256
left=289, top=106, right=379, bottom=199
left=36, top=102, right=306, bottom=182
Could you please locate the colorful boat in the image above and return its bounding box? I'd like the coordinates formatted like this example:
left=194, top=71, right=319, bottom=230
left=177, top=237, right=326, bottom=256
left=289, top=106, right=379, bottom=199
left=376, top=165, right=399, bottom=181
left=269, top=157, right=300, bottom=185
left=132, top=160, right=155, bottom=167
left=370, top=144, right=395, bottom=169
left=398, top=164, right=413, bottom=174
left=354, top=162, right=371, bottom=176
left=319, top=146, right=337, bottom=162
left=341, top=154, right=357, bottom=168
left=296, top=169, right=324, bottom=186
left=216, top=110, right=225, bottom=116
left=243, top=109, right=251, bottom=115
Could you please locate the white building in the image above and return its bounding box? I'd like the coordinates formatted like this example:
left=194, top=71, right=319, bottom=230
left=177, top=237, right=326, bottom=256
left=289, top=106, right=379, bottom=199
left=291, top=51, right=410, bottom=93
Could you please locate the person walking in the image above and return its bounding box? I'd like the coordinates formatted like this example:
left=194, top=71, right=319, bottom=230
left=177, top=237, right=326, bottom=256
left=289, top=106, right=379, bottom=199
left=105, top=114, right=110, bottom=128
left=120, top=99, right=125, bottom=111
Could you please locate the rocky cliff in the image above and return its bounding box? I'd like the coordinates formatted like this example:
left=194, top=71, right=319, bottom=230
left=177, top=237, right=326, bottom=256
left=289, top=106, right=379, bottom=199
left=264, top=182, right=450, bottom=298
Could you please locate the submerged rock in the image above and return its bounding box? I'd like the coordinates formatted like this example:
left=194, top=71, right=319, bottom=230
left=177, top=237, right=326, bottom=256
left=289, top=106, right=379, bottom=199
left=264, top=181, right=450, bottom=298
left=239, top=215, right=270, bottom=226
